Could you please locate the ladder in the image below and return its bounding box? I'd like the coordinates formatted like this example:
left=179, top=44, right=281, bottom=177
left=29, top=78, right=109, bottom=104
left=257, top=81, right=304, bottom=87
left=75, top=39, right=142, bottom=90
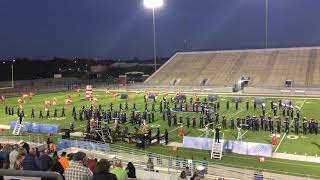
left=211, top=132, right=224, bottom=160
left=92, top=121, right=113, bottom=143
left=12, top=121, right=25, bottom=135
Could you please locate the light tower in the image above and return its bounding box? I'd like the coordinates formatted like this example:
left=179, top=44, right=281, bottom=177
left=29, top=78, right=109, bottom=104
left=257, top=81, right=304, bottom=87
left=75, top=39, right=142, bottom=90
left=144, top=0, right=164, bottom=72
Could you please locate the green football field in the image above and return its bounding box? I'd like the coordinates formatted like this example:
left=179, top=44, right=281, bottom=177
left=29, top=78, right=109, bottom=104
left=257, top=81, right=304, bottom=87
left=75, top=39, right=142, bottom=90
left=1, top=90, right=320, bottom=155
left=1, top=90, right=320, bottom=178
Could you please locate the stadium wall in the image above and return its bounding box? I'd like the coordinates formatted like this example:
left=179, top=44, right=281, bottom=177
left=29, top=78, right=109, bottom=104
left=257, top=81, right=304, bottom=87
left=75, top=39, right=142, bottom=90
left=244, top=87, right=320, bottom=95
left=128, top=85, right=233, bottom=93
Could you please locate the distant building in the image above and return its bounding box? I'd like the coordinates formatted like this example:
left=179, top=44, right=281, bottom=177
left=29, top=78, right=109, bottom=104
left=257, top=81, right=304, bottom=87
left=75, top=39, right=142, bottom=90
left=118, top=71, right=150, bottom=85
left=89, top=65, right=107, bottom=79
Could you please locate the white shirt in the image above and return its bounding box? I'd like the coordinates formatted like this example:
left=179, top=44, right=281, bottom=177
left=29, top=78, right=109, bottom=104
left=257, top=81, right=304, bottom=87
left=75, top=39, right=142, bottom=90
left=9, top=149, right=18, bottom=169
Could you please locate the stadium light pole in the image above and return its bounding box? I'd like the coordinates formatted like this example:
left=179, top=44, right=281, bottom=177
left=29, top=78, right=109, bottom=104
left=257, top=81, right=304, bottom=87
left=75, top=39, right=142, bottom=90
left=11, top=59, right=15, bottom=88
left=265, top=0, right=269, bottom=49
left=144, top=0, right=164, bottom=72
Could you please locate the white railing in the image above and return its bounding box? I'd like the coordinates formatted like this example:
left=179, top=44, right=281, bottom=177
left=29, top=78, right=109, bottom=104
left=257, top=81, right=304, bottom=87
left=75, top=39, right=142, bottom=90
left=0, top=132, right=45, bottom=145
left=60, top=138, right=320, bottom=180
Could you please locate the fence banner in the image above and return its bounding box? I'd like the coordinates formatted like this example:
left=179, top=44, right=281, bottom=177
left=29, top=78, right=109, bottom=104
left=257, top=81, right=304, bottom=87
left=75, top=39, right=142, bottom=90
left=231, top=141, right=248, bottom=155
left=182, top=136, right=272, bottom=157
left=56, top=139, right=110, bottom=152
left=182, top=136, right=213, bottom=150
left=10, top=121, right=59, bottom=134
left=247, top=142, right=272, bottom=157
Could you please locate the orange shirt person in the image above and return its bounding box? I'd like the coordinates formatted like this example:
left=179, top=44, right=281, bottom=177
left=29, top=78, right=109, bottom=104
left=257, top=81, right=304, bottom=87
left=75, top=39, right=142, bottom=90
left=58, top=152, right=69, bottom=170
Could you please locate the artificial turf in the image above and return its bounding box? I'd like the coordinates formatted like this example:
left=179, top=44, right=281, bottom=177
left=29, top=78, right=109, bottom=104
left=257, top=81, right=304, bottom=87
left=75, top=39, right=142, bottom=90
left=1, top=90, right=320, bottom=177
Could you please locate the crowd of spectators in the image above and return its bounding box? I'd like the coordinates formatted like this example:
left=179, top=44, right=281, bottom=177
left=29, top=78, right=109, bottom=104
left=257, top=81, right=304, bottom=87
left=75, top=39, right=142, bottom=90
left=0, top=141, right=137, bottom=180
left=0, top=141, right=203, bottom=180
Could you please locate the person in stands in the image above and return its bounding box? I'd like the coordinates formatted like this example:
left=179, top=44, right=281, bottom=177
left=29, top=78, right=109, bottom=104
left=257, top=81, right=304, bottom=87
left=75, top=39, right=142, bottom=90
left=92, top=159, right=117, bottom=180
left=38, top=149, right=53, bottom=171
left=178, top=170, right=188, bottom=180
left=58, top=151, right=69, bottom=170
left=19, top=140, right=30, bottom=154
left=111, top=160, right=127, bottom=180
left=65, top=151, right=92, bottom=180
left=86, top=158, right=97, bottom=172
left=126, top=162, right=136, bottom=179
left=22, top=147, right=40, bottom=171
left=9, top=144, right=19, bottom=169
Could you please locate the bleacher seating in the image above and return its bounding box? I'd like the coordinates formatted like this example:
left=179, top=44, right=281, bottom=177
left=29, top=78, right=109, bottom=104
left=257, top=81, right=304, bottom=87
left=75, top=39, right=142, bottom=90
left=145, top=47, right=320, bottom=88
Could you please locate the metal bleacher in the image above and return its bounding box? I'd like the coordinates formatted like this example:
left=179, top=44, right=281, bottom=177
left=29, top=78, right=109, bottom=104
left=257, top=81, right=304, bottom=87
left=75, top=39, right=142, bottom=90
left=145, top=47, right=320, bottom=89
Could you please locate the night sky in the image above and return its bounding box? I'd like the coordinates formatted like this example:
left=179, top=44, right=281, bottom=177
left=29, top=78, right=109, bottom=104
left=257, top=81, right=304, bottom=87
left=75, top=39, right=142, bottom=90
left=1, top=0, right=320, bottom=59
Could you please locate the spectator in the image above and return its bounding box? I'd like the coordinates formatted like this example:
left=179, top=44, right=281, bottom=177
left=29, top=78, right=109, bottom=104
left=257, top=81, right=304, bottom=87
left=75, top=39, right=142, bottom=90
left=13, top=154, right=25, bottom=170
left=126, top=162, right=136, bottom=178
left=44, top=153, right=65, bottom=180
left=190, top=172, right=199, bottom=180
left=86, top=158, right=97, bottom=172
left=38, top=149, right=53, bottom=171
left=146, top=157, right=154, bottom=171
left=14, top=147, right=27, bottom=169
left=178, top=170, right=187, bottom=180
left=58, top=152, right=69, bottom=170
left=0, top=144, right=10, bottom=169
left=67, top=153, right=74, bottom=161
left=35, top=147, right=40, bottom=158
left=52, top=151, right=58, bottom=158
left=47, top=138, right=52, bottom=150
left=19, top=140, right=30, bottom=154
left=22, top=147, right=40, bottom=171
left=92, top=159, right=117, bottom=180
left=9, top=144, right=19, bottom=168
left=65, top=151, right=92, bottom=180
left=185, top=166, right=192, bottom=176
left=111, top=160, right=127, bottom=180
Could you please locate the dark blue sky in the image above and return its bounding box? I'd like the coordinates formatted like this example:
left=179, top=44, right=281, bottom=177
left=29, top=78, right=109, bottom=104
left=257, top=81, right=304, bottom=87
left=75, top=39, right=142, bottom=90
left=1, top=0, right=320, bottom=59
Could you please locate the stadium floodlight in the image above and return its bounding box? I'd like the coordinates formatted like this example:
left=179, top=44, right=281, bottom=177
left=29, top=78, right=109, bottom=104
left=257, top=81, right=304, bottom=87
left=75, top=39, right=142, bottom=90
left=144, top=0, right=164, bottom=72
left=144, top=0, right=163, bottom=9
left=11, top=59, right=15, bottom=88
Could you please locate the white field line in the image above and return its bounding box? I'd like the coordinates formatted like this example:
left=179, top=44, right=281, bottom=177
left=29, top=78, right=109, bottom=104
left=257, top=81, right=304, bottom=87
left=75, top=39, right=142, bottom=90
left=168, top=126, right=181, bottom=133
left=240, top=130, right=249, bottom=139
left=274, top=99, right=307, bottom=152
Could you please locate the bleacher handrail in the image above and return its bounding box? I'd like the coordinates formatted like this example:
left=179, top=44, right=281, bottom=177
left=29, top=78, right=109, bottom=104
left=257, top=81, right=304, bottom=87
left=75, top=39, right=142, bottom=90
left=0, top=169, right=63, bottom=180
left=63, top=138, right=320, bottom=180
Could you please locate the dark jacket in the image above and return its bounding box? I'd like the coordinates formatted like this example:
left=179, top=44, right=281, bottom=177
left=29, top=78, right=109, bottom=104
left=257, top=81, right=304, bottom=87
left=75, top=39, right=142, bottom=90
left=38, top=154, right=53, bottom=171
left=127, top=168, right=136, bottom=178
left=42, top=158, right=65, bottom=180
left=22, top=154, right=39, bottom=171
left=92, top=172, right=118, bottom=180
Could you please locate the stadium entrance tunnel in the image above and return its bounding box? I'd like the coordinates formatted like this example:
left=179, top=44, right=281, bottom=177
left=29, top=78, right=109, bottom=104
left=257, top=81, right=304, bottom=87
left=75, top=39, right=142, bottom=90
left=235, top=76, right=251, bottom=91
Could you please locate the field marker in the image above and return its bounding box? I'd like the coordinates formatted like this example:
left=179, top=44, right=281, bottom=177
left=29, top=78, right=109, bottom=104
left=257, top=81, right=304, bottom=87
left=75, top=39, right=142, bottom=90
left=228, top=109, right=244, bottom=119
left=275, top=99, right=307, bottom=152
left=275, top=133, right=287, bottom=152
left=168, top=126, right=181, bottom=133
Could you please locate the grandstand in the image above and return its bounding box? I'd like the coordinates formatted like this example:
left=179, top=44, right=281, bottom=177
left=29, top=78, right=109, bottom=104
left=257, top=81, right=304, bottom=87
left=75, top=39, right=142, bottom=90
left=145, top=47, right=320, bottom=93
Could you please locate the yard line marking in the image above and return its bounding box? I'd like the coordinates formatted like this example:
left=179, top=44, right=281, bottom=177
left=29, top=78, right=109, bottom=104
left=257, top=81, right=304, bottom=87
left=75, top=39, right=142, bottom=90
left=228, top=109, right=244, bottom=119
left=274, top=133, right=287, bottom=152
left=199, top=133, right=204, bottom=137
left=275, top=99, right=307, bottom=153
left=240, top=130, right=249, bottom=139
left=168, top=126, right=181, bottom=133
